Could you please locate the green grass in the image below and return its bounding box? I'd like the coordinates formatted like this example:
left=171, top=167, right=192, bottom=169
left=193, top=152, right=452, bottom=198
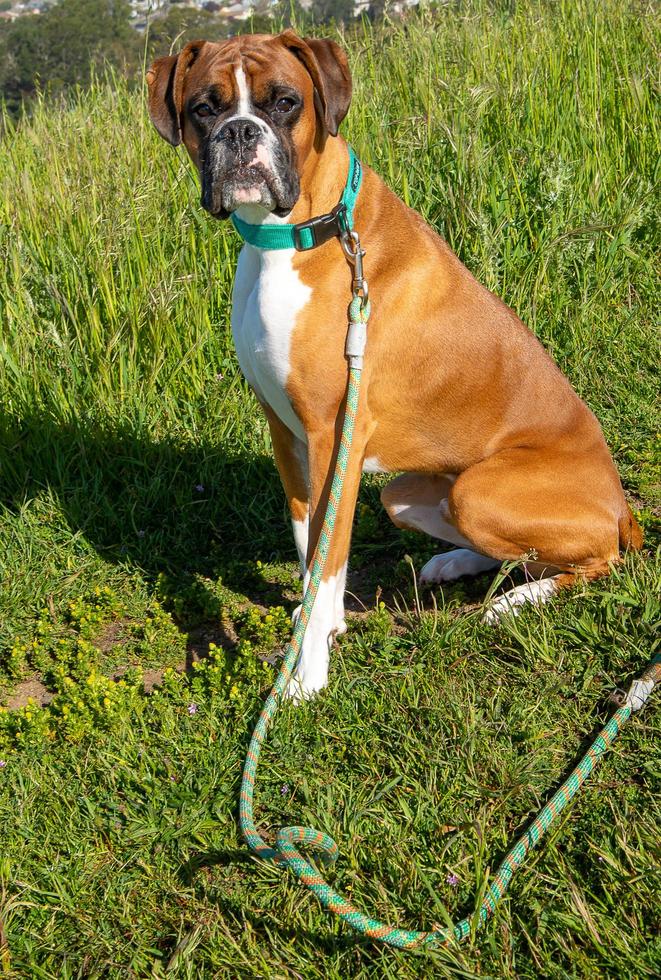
left=0, top=0, right=659, bottom=975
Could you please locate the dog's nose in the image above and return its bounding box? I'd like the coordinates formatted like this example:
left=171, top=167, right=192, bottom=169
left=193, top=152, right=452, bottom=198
left=217, top=117, right=259, bottom=155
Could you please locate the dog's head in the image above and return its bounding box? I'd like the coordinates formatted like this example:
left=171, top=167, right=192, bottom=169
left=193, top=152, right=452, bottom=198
left=146, top=31, right=352, bottom=219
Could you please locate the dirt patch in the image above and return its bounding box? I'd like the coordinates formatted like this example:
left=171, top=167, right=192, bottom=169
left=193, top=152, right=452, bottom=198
left=96, top=619, right=130, bottom=654
left=344, top=569, right=410, bottom=619
left=625, top=489, right=660, bottom=523
left=112, top=664, right=185, bottom=693
left=186, top=622, right=239, bottom=664
left=5, top=678, right=54, bottom=710
left=142, top=669, right=166, bottom=692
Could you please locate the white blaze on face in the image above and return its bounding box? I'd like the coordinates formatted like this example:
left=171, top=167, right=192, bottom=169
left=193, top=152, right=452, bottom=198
left=229, top=61, right=278, bottom=173
left=235, top=143, right=273, bottom=200
left=234, top=187, right=263, bottom=204
left=234, top=63, right=251, bottom=116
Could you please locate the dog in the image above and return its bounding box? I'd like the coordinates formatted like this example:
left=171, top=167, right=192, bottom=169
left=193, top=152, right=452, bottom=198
left=147, top=31, right=642, bottom=700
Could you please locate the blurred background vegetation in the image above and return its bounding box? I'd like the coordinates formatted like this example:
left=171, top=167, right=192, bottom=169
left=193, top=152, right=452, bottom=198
left=0, top=0, right=390, bottom=115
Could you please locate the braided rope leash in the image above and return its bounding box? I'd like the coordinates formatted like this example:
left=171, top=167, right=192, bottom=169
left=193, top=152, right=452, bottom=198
left=238, top=229, right=660, bottom=949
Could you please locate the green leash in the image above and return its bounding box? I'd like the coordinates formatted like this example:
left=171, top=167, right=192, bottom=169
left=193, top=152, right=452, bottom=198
left=236, top=154, right=660, bottom=949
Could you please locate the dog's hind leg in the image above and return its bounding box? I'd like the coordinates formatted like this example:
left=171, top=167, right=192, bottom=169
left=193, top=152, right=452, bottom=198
left=380, top=473, right=501, bottom=584
left=447, top=445, right=629, bottom=621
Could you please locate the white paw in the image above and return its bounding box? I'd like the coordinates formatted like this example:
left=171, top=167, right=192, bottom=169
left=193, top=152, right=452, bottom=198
left=283, top=669, right=328, bottom=704
left=334, top=618, right=348, bottom=636
left=482, top=578, right=558, bottom=624
left=420, top=549, right=500, bottom=584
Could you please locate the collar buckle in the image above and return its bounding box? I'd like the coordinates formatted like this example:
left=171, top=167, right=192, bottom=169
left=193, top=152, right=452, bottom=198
left=293, top=202, right=349, bottom=251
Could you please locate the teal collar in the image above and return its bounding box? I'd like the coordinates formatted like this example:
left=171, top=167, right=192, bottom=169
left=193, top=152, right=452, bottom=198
left=230, top=146, right=362, bottom=251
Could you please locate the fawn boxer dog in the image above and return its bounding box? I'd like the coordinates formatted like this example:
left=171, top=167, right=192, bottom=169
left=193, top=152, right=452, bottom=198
left=147, top=31, right=642, bottom=700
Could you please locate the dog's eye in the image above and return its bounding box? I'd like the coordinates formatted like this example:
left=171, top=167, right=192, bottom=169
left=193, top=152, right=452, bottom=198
left=274, top=97, right=296, bottom=114
left=193, top=103, right=213, bottom=118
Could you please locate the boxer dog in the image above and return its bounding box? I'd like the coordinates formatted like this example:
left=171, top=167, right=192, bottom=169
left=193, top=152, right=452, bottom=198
left=147, top=31, right=642, bottom=700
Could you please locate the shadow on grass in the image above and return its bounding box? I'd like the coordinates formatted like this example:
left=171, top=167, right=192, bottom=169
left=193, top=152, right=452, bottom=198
left=0, top=409, right=406, bottom=607
left=0, top=410, right=289, bottom=587
left=0, top=407, right=415, bottom=703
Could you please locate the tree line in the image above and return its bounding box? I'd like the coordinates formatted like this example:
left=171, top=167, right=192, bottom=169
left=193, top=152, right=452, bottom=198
left=0, top=0, right=388, bottom=116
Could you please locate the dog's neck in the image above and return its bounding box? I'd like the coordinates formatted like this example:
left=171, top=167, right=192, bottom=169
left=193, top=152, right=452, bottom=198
left=291, top=135, right=349, bottom=225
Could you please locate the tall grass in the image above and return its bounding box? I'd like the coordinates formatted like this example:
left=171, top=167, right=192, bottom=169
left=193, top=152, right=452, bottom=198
left=0, top=0, right=658, bottom=485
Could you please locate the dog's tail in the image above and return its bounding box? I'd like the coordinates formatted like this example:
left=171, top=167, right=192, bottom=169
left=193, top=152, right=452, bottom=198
left=619, top=504, right=644, bottom=552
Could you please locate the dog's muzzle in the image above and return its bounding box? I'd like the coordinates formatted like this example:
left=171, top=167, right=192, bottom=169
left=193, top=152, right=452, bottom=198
left=201, top=116, right=300, bottom=220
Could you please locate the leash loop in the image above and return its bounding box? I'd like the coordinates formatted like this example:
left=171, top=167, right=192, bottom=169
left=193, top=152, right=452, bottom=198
left=241, top=644, right=658, bottom=948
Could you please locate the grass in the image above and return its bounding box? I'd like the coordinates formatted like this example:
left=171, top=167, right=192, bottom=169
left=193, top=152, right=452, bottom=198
left=0, top=0, right=659, bottom=975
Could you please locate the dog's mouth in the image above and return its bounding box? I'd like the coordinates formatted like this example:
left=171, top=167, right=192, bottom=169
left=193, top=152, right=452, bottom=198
left=227, top=166, right=277, bottom=212
left=202, top=161, right=285, bottom=219
left=201, top=147, right=300, bottom=221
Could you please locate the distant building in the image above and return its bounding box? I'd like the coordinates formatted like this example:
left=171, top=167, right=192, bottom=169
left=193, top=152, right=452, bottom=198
left=4, top=0, right=423, bottom=31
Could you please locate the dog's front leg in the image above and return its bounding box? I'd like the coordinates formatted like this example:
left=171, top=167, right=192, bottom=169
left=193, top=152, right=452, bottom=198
left=263, top=406, right=309, bottom=576
left=286, top=419, right=369, bottom=702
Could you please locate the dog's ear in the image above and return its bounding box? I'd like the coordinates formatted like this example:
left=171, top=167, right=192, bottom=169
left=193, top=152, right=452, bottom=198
left=146, top=40, right=207, bottom=146
left=278, top=30, right=352, bottom=137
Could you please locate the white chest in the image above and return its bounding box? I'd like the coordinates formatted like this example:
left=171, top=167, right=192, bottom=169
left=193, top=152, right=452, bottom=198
left=231, top=244, right=310, bottom=441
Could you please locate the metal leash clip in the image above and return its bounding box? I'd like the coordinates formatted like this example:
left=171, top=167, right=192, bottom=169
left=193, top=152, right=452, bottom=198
left=341, top=229, right=369, bottom=305
left=342, top=230, right=369, bottom=368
